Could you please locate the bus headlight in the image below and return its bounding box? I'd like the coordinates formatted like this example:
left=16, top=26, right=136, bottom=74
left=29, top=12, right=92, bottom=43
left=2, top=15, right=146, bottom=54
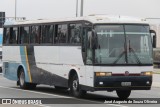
left=95, top=72, right=112, bottom=76
left=141, top=71, right=152, bottom=76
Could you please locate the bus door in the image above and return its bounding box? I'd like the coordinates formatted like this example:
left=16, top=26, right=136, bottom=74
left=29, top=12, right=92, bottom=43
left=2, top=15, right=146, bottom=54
left=82, top=26, right=96, bottom=87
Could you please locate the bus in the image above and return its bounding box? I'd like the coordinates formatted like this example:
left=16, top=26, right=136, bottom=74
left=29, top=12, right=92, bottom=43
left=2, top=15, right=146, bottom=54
left=2, top=15, right=153, bottom=99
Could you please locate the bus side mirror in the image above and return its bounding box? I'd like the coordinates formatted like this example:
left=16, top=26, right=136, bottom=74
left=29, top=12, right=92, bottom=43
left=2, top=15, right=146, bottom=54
left=150, top=30, right=156, bottom=48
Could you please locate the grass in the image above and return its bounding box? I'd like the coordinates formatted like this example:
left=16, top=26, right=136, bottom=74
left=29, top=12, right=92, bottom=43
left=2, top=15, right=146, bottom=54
left=153, top=68, right=160, bottom=74
left=154, top=64, right=160, bottom=74
left=153, top=71, right=160, bottom=74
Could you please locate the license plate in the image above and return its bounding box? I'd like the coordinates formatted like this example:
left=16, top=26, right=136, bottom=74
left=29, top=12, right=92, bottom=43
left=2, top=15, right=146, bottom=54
left=121, top=82, right=131, bottom=86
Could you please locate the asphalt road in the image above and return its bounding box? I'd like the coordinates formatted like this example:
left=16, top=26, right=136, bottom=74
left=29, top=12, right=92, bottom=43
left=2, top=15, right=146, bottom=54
left=0, top=74, right=159, bottom=107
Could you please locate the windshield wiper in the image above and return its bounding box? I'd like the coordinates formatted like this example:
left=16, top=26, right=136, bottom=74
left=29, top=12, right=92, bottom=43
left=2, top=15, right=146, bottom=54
left=128, top=40, right=142, bottom=64
left=113, top=40, right=142, bottom=65
left=113, top=50, right=125, bottom=64
left=113, top=42, right=127, bottom=64
left=113, top=25, right=128, bottom=64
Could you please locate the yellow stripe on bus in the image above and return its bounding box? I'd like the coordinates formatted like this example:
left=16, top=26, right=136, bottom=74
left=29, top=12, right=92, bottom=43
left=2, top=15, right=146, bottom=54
left=24, top=46, right=32, bottom=82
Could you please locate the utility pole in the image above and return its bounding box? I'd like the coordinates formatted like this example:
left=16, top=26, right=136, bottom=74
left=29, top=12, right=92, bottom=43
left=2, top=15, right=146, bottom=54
left=15, top=0, right=17, bottom=19
left=80, top=0, right=83, bottom=17
left=76, top=0, right=78, bottom=17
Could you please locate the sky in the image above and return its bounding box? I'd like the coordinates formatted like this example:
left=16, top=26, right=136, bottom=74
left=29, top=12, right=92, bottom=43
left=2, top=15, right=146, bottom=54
left=0, top=0, right=160, bottom=21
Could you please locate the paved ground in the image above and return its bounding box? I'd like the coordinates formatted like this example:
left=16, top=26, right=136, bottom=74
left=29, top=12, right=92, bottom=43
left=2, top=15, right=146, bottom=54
left=152, top=74, right=160, bottom=88
left=0, top=73, right=159, bottom=107
left=153, top=69, right=160, bottom=88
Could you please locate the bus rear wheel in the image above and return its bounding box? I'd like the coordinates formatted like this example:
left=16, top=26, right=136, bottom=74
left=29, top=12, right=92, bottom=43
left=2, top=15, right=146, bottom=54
left=116, top=90, right=131, bottom=99
left=70, top=74, right=86, bottom=98
left=18, top=68, right=36, bottom=90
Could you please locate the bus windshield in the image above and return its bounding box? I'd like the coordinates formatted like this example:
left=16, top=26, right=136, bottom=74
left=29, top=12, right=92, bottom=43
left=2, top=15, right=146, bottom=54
left=93, top=25, right=153, bottom=65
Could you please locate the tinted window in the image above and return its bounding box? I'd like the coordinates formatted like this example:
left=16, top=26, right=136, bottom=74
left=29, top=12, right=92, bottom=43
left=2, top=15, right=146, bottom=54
left=10, top=27, right=18, bottom=44
left=3, top=28, right=10, bottom=44
left=20, top=26, right=29, bottom=44
left=69, top=24, right=82, bottom=44
left=3, top=27, right=18, bottom=44
left=30, top=26, right=40, bottom=44
left=42, top=25, right=54, bottom=43
left=58, top=24, right=68, bottom=43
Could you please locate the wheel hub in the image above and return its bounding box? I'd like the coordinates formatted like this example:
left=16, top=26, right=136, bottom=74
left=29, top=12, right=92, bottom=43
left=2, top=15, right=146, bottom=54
left=73, top=80, right=78, bottom=91
left=20, top=72, right=24, bottom=86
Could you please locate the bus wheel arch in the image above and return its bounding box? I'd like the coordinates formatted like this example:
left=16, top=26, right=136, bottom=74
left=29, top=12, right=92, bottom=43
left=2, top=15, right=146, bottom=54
left=17, top=65, right=36, bottom=90
left=68, top=69, right=86, bottom=98
left=68, top=69, right=80, bottom=87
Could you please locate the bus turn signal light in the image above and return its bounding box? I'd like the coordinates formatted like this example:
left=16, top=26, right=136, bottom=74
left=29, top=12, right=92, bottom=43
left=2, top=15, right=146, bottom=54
left=96, top=72, right=112, bottom=76
left=141, top=71, right=152, bottom=76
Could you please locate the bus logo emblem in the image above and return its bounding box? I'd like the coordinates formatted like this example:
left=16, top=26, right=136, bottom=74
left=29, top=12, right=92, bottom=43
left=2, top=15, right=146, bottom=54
left=125, top=71, right=129, bottom=76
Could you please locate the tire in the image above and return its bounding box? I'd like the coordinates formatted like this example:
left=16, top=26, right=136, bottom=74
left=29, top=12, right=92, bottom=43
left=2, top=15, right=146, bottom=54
left=19, top=69, right=28, bottom=89
left=70, top=74, right=86, bottom=98
left=19, top=68, right=36, bottom=90
left=116, top=90, right=131, bottom=99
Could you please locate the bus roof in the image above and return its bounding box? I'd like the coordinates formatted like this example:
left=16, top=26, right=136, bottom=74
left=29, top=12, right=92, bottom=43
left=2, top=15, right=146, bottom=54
left=4, top=15, right=149, bottom=26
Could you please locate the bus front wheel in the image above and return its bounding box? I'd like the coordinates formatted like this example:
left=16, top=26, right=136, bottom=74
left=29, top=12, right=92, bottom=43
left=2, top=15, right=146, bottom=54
left=70, top=74, right=86, bottom=98
left=116, top=90, right=131, bottom=99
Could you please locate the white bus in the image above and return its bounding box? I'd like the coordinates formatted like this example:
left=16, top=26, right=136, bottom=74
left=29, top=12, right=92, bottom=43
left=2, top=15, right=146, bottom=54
left=2, top=15, right=153, bottom=99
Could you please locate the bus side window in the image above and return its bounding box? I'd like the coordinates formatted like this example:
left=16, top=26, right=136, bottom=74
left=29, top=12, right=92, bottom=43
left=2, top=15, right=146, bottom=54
left=40, top=25, right=54, bottom=44
left=69, top=24, right=82, bottom=44
left=3, top=28, right=10, bottom=44
left=49, top=25, right=54, bottom=43
left=30, top=26, right=40, bottom=44
left=20, top=27, right=29, bottom=44
left=42, top=25, right=52, bottom=44
left=69, top=24, right=75, bottom=43
left=9, top=27, right=18, bottom=44
left=54, top=25, right=58, bottom=44
left=58, top=24, right=68, bottom=43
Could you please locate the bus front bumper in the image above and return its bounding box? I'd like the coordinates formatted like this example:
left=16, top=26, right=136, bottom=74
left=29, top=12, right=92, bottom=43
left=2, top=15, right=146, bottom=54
left=93, top=76, right=152, bottom=91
